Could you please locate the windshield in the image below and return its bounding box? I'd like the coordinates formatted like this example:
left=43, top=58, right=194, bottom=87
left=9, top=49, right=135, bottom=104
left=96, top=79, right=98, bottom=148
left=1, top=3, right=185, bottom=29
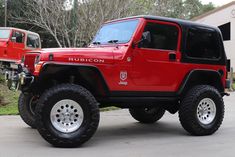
left=92, top=19, right=139, bottom=45
left=0, top=29, right=11, bottom=39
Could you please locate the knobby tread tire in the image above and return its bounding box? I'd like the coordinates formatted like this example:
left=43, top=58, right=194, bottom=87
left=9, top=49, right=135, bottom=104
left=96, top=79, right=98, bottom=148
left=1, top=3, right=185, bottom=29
left=18, top=93, right=36, bottom=128
left=35, top=84, right=100, bottom=147
left=179, top=85, right=224, bottom=136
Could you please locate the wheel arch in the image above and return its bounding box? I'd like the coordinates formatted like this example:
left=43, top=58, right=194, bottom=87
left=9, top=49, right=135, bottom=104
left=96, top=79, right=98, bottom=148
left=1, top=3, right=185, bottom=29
left=178, top=70, right=224, bottom=96
left=35, top=63, right=110, bottom=97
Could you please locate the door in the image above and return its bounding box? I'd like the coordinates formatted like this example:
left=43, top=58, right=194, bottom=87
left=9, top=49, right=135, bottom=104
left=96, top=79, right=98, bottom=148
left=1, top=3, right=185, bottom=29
left=131, top=20, right=183, bottom=92
left=7, top=30, right=25, bottom=61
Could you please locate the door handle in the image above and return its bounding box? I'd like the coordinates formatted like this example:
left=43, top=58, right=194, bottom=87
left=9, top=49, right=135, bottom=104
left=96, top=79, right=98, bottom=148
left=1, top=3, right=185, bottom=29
left=169, top=52, right=176, bottom=61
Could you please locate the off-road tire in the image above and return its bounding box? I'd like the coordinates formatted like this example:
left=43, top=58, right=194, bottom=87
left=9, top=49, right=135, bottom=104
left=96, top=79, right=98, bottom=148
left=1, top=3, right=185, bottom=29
left=129, top=107, right=165, bottom=123
left=179, top=85, right=224, bottom=136
left=18, top=93, right=37, bottom=128
left=35, top=84, right=100, bottom=147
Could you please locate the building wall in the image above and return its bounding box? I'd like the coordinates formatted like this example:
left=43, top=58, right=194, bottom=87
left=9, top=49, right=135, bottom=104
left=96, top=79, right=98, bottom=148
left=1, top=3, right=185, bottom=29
left=195, top=4, right=235, bottom=69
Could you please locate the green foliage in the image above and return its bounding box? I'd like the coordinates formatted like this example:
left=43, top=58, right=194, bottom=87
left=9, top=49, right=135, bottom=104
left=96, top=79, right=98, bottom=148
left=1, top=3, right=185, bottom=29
left=0, top=101, right=18, bottom=115
left=0, top=74, right=4, bottom=83
left=138, top=0, right=215, bottom=19
left=202, top=2, right=215, bottom=13
left=0, top=75, right=19, bottom=115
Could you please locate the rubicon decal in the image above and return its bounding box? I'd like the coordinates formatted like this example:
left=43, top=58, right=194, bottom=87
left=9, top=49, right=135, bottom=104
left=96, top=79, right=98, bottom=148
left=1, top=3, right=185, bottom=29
left=68, top=58, right=105, bottom=63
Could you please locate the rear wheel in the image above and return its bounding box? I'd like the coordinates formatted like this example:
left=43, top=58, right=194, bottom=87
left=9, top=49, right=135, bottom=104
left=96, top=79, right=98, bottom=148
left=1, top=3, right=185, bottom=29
left=129, top=107, right=165, bottom=123
left=179, top=85, right=224, bottom=136
left=35, top=84, right=100, bottom=147
left=18, top=93, right=38, bottom=128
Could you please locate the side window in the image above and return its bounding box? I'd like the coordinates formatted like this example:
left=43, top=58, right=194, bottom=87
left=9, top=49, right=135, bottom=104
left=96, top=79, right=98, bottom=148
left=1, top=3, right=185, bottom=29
left=12, top=31, right=25, bottom=43
left=140, top=22, right=179, bottom=50
left=27, top=34, right=40, bottom=48
left=186, top=28, right=220, bottom=59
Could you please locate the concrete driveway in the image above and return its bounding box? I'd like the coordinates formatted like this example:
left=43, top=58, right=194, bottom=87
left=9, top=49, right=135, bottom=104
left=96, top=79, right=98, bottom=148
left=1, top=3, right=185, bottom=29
left=0, top=92, right=235, bottom=157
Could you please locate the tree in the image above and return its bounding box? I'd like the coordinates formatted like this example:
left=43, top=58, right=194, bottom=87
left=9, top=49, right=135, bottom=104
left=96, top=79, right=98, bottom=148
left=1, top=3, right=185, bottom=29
left=7, top=0, right=215, bottom=48
left=9, top=0, right=141, bottom=47
left=202, top=2, right=215, bottom=13
left=183, top=0, right=205, bottom=19
left=146, top=0, right=185, bottom=18
left=0, top=0, right=5, bottom=26
left=138, top=0, right=215, bottom=19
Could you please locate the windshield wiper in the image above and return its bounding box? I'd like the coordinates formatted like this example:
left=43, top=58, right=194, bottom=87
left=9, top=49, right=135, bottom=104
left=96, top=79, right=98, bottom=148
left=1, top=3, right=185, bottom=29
left=92, top=41, right=101, bottom=45
left=108, top=40, right=119, bottom=44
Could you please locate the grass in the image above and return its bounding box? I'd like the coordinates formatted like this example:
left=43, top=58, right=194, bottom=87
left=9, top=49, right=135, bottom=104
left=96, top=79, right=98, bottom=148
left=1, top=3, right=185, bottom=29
left=0, top=77, right=20, bottom=115
left=233, top=83, right=235, bottom=89
left=100, top=106, right=119, bottom=112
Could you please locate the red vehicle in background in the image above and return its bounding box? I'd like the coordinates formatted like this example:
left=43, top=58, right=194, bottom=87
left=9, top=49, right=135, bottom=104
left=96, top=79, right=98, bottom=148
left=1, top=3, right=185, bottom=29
left=0, top=27, right=41, bottom=73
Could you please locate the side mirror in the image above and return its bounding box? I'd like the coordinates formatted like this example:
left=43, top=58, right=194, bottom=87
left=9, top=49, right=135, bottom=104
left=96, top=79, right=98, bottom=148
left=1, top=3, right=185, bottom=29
left=138, top=31, right=151, bottom=48
left=142, top=31, right=151, bottom=43
left=132, top=31, right=151, bottom=49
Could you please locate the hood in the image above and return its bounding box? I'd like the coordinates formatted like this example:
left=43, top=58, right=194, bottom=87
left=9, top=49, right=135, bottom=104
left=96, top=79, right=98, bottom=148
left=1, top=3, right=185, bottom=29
left=0, top=39, right=8, bottom=47
left=35, top=46, right=127, bottom=64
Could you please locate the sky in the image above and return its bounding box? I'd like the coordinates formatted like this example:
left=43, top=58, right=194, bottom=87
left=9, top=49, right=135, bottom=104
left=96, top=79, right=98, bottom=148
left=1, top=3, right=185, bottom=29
left=200, top=0, right=234, bottom=6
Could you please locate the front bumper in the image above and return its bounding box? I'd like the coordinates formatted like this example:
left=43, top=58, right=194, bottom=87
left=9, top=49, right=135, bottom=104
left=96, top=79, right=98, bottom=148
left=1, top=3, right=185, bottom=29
left=5, top=65, right=34, bottom=91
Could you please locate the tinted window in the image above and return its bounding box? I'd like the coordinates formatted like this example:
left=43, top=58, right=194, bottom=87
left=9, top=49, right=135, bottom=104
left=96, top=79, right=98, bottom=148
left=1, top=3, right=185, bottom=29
left=12, top=31, right=25, bottom=43
left=27, top=34, right=40, bottom=48
left=141, top=22, right=179, bottom=50
left=0, top=29, right=11, bottom=39
left=218, top=22, right=230, bottom=41
left=186, top=28, right=220, bottom=59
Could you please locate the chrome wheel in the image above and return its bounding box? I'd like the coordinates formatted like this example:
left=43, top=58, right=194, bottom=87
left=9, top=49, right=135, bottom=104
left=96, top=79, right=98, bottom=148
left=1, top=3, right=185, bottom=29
left=50, top=99, right=84, bottom=133
left=197, top=98, right=216, bottom=125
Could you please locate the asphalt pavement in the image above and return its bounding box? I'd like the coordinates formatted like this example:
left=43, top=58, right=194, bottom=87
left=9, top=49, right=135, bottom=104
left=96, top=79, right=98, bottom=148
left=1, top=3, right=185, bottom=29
left=0, top=92, right=235, bottom=157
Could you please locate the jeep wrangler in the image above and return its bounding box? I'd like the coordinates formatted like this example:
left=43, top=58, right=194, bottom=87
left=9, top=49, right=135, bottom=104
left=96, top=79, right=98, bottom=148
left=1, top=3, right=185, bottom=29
left=6, top=15, right=230, bottom=147
left=0, top=27, right=41, bottom=89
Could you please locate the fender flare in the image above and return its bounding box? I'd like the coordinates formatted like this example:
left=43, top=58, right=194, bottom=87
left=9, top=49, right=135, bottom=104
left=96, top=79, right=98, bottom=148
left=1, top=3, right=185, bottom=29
left=37, top=62, right=110, bottom=96
left=178, top=69, right=224, bottom=95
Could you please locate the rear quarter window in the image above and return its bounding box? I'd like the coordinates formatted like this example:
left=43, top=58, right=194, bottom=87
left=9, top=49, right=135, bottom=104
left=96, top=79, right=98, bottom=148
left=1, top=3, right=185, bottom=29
left=186, top=28, right=220, bottom=59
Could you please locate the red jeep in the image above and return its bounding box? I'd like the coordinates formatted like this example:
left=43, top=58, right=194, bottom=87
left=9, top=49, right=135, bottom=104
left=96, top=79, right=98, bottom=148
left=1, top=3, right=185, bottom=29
left=0, top=27, right=41, bottom=74
left=6, top=16, right=230, bottom=147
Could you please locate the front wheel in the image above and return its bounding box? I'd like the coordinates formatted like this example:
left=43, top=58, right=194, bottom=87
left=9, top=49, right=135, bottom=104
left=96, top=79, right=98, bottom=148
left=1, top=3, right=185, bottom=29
left=179, top=85, right=224, bottom=136
left=35, top=84, right=100, bottom=147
